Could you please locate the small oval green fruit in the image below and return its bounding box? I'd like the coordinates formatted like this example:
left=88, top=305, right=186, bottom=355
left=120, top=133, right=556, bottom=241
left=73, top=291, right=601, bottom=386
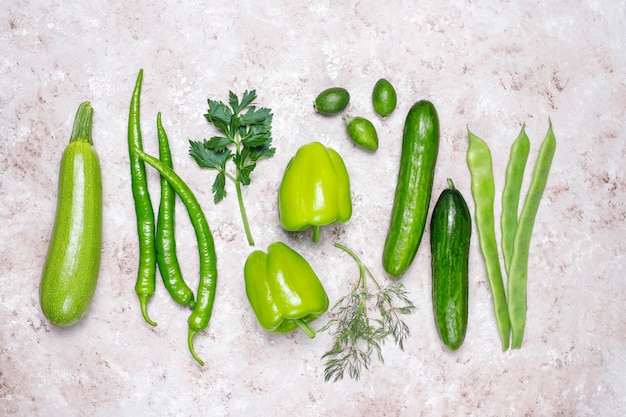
left=372, top=78, right=397, bottom=117
left=314, top=87, right=350, bottom=115
left=345, top=116, right=378, bottom=152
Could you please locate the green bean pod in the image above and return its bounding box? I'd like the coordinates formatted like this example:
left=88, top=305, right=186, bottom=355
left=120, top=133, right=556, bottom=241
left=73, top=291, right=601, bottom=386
left=155, top=113, right=195, bottom=308
left=128, top=69, right=157, bottom=327
left=134, top=148, right=218, bottom=366
left=501, top=125, right=530, bottom=276
left=508, top=121, right=556, bottom=349
left=466, top=128, right=510, bottom=351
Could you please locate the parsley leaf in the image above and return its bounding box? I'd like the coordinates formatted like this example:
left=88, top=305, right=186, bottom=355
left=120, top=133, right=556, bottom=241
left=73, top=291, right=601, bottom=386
left=189, top=140, right=232, bottom=171
left=189, top=90, right=275, bottom=246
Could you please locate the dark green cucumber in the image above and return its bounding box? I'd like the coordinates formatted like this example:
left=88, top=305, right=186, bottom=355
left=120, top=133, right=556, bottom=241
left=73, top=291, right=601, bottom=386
left=382, top=100, right=439, bottom=277
left=430, top=179, right=471, bottom=350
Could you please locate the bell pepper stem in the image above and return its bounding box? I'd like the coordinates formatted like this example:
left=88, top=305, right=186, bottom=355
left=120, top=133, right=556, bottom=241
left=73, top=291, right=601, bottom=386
left=295, top=319, right=316, bottom=338
left=312, top=226, right=321, bottom=243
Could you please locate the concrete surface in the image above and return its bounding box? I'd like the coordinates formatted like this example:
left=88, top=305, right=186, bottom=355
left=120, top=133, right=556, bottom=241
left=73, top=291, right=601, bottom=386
left=1, top=1, right=624, bottom=416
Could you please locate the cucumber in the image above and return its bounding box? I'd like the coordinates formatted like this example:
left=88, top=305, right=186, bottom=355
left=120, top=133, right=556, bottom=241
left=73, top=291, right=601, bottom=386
left=382, top=100, right=439, bottom=277
left=430, top=179, right=471, bottom=350
left=40, top=102, right=102, bottom=326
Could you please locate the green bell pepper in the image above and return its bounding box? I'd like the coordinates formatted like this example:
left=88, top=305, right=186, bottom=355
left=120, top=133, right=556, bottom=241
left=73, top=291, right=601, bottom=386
left=244, top=241, right=329, bottom=338
left=278, top=141, right=352, bottom=242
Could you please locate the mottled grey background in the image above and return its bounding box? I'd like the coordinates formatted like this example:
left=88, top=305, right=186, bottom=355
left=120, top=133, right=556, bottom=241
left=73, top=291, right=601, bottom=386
left=1, top=1, right=624, bottom=416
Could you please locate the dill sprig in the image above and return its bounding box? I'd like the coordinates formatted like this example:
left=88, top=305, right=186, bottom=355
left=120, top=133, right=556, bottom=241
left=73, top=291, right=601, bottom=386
left=321, top=243, right=416, bottom=382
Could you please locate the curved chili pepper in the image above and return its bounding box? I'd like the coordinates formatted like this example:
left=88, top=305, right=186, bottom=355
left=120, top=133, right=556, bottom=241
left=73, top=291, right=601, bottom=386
left=134, top=147, right=218, bottom=367
left=128, top=69, right=157, bottom=327
left=155, top=113, right=195, bottom=308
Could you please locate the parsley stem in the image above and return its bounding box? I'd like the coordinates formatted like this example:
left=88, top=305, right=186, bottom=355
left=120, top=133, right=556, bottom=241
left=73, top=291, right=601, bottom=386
left=235, top=179, right=254, bottom=246
left=233, top=127, right=255, bottom=246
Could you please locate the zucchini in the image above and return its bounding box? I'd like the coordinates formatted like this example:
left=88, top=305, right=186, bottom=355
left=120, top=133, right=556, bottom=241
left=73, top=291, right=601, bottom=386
left=39, top=102, right=102, bottom=326
left=382, top=100, right=439, bottom=277
left=430, top=179, right=471, bottom=350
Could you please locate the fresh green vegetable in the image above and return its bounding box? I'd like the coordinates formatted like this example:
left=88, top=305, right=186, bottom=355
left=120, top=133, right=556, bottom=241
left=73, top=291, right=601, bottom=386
left=314, top=87, right=350, bottom=115
left=244, top=242, right=329, bottom=338
left=189, top=90, right=275, bottom=246
left=40, top=102, right=102, bottom=327
left=278, top=141, right=352, bottom=242
left=128, top=69, right=157, bottom=327
left=466, top=128, right=511, bottom=350
left=430, top=179, right=471, bottom=350
left=322, top=243, right=416, bottom=382
left=372, top=78, right=397, bottom=117
left=345, top=116, right=378, bottom=151
left=468, top=122, right=556, bottom=350
left=134, top=147, right=218, bottom=367
left=155, top=113, right=195, bottom=308
left=507, top=121, right=556, bottom=348
left=382, top=100, right=439, bottom=278
left=501, top=125, right=530, bottom=276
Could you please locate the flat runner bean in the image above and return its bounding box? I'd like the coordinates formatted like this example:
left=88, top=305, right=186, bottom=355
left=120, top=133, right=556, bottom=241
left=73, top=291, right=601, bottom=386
left=508, top=121, right=556, bottom=348
left=467, top=128, right=511, bottom=351
left=501, top=125, right=530, bottom=276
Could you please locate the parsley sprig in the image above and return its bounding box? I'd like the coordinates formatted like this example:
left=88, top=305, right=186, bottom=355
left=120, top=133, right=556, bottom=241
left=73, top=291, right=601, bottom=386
left=321, top=243, right=416, bottom=382
left=189, top=90, right=275, bottom=246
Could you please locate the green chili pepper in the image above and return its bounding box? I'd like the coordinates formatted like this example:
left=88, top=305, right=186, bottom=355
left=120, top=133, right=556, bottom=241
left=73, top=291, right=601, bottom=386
left=134, top=147, right=218, bottom=366
left=128, top=69, right=157, bottom=327
left=507, top=121, right=556, bottom=349
left=466, top=128, right=510, bottom=351
left=278, top=142, right=352, bottom=242
left=244, top=241, right=329, bottom=338
left=155, top=113, right=195, bottom=308
left=501, top=125, right=530, bottom=276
